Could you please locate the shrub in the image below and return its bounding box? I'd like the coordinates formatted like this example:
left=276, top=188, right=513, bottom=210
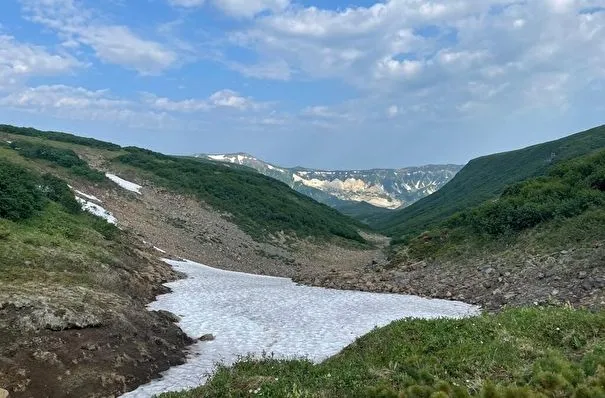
left=9, top=140, right=105, bottom=182
left=0, top=124, right=120, bottom=150
left=40, top=174, right=81, bottom=214
left=0, top=160, right=45, bottom=221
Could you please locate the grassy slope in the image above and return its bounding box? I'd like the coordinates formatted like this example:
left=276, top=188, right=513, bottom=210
left=397, top=148, right=605, bottom=263
left=163, top=308, right=605, bottom=398
left=377, top=125, right=605, bottom=238
left=0, top=125, right=367, bottom=245
left=0, top=151, right=123, bottom=291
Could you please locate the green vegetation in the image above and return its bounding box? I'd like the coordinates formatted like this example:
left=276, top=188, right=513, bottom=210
left=450, top=150, right=605, bottom=236
left=0, top=158, right=121, bottom=288
left=114, top=148, right=366, bottom=243
left=396, top=149, right=605, bottom=260
left=0, top=160, right=84, bottom=221
left=161, top=308, right=605, bottom=398
left=376, top=125, right=605, bottom=238
left=0, top=124, right=121, bottom=150
left=8, top=140, right=106, bottom=182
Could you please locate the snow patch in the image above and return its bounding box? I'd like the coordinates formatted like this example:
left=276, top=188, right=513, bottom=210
left=74, top=190, right=102, bottom=203
left=153, top=246, right=167, bottom=254
left=208, top=155, right=226, bottom=161
left=122, top=260, right=478, bottom=397
left=105, top=173, right=142, bottom=194
left=266, top=164, right=285, bottom=173
left=76, top=198, right=117, bottom=224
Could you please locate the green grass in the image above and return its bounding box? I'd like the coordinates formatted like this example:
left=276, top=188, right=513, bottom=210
left=160, top=308, right=605, bottom=398
left=0, top=201, right=121, bottom=288
left=0, top=156, right=121, bottom=288
left=377, top=124, right=605, bottom=238
left=113, top=147, right=367, bottom=244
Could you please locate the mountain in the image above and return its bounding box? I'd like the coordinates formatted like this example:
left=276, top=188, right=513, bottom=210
left=196, top=153, right=462, bottom=218
left=375, top=124, right=605, bottom=237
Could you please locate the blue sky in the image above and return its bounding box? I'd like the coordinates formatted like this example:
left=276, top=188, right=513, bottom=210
left=0, top=0, right=604, bottom=169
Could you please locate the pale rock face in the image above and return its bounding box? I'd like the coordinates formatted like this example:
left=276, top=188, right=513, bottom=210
left=197, top=153, right=463, bottom=210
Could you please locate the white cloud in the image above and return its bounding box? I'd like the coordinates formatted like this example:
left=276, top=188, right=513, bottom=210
left=145, top=89, right=266, bottom=112
left=301, top=106, right=353, bottom=120
left=223, top=0, right=605, bottom=121
left=387, top=105, right=399, bottom=118
left=21, top=0, right=177, bottom=74
left=0, top=85, right=172, bottom=128
left=0, top=35, right=80, bottom=88
left=167, top=0, right=289, bottom=18
left=227, top=59, right=292, bottom=80
left=213, top=0, right=290, bottom=18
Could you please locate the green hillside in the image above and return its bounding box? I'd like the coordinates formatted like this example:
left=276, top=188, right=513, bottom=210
left=376, top=125, right=605, bottom=238
left=399, top=148, right=605, bottom=262
left=116, top=148, right=367, bottom=243
left=0, top=125, right=367, bottom=245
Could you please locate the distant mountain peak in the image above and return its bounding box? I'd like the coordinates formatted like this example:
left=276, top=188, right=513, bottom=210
left=196, top=152, right=463, bottom=213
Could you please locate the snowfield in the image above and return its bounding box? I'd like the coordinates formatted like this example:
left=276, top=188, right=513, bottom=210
left=76, top=197, right=117, bottom=224
left=105, top=173, right=142, bottom=194
left=75, top=190, right=102, bottom=203
left=122, top=260, right=479, bottom=397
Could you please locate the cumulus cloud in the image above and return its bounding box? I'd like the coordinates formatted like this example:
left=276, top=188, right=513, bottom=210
left=168, top=0, right=289, bottom=18
left=226, top=0, right=605, bottom=112
left=0, top=85, right=172, bottom=128
left=0, top=35, right=80, bottom=88
left=144, top=89, right=267, bottom=112
left=20, top=0, right=177, bottom=74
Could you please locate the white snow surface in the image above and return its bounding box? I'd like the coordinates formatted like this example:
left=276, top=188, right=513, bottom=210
left=75, top=190, right=102, bottom=203
left=122, top=260, right=479, bottom=397
left=208, top=155, right=226, bottom=161
left=105, top=173, right=142, bottom=194
left=76, top=197, right=117, bottom=224
left=153, top=246, right=167, bottom=254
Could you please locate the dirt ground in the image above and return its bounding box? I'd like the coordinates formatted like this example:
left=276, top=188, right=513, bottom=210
left=0, top=237, right=194, bottom=398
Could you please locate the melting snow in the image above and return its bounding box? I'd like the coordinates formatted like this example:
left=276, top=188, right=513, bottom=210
left=76, top=198, right=117, bottom=224
left=75, top=190, right=102, bottom=203
left=266, top=164, right=285, bottom=173
left=105, top=173, right=142, bottom=194
left=122, top=260, right=478, bottom=397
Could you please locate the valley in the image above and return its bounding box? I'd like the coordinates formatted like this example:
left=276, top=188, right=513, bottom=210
left=196, top=153, right=462, bottom=221
left=0, top=123, right=603, bottom=397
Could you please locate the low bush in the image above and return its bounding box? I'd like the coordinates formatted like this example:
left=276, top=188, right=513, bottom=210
left=0, top=124, right=121, bottom=150
left=9, top=140, right=105, bottom=182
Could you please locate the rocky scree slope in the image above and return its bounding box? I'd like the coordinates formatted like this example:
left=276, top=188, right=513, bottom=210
left=0, top=124, right=387, bottom=282
left=299, top=131, right=605, bottom=310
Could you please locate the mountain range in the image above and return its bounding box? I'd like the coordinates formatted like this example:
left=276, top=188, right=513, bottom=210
left=195, top=153, right=462, bottom=219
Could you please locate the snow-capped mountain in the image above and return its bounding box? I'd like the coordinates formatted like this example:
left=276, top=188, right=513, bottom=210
left=197, top=153, right=462, bottom=212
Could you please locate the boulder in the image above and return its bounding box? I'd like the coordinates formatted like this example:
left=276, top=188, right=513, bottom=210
left=199, top=334, right=215, bottom=342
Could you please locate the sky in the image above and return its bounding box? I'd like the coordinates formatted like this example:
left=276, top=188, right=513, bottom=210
left=0, top=0, right=604, bottom=169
